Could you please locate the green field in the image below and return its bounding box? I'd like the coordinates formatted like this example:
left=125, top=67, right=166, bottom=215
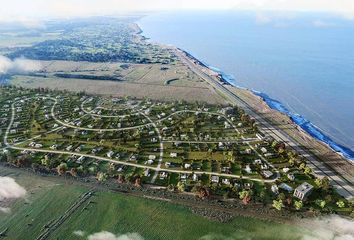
left=0, top=169, right=308, bottom=240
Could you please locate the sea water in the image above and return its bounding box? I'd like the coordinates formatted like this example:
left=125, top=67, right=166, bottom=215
left=138, top=11, right=354, bottom=160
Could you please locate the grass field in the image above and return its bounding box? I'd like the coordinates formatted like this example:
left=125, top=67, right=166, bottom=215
left=0, top=168, right=309, bottom=240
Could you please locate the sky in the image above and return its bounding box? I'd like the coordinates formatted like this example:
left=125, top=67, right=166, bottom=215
left=1, top=0, right=354, bottom=22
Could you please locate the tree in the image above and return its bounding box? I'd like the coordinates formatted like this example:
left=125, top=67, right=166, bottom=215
left=177, top=181, right=186, bottom=192
left=167, top=184, right=175, bottom=192
left=278, top=193, right=286, bottom=201
left=299, top=163, right=306, bottom=170
left=272, top=199, right=284, bottom=211
left=96, top=172, right=108, bottom=182
left=41, top=155, right=50, bottom=167
left=336, top=200, right=345, bottom=208
left=304, top=167, right=312, bottom=175
left=315, top=199, right=326, bottom=209
left=57, top=163, right=68, bottom=175
left=294, top=200, right=303, bottom=210
left=239, top=190, right=252, bottom=204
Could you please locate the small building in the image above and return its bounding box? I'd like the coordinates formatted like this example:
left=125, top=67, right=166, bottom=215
left=107, top=151, right=115, bottom=158
left=271, top=184, right=279, bottom=195
left=222, top=178, right=231, bottom=185
left=293, top=182, right=314, bottom=200
left=159, top=172, right=168, bottom=180
left=254, top=159, right=262, bottom=165
left=244, top=164, right=252, bottom=174
left=148, top=155, right=156, bottom=160
left=261, top=170, right=273, bottom=179
left=184, top=163, right=191, bottom=169
left=279, top=183, right=293, bottom=193
left=170, top=152, right=177, bottom=158
left=211, top=175, right=219, bottom=183
left=260, top=147, right=268, bottom=154
left=287, top=173, right=295, bottom=181
left=180, top=173, right=188, bottom=182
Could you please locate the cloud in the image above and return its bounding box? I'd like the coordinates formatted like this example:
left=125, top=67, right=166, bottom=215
left=0, top=177, right=27, bottom=201
left=0, top=55, right=42, bottom=75
left=255, top=14, right=272, bottom=25
left=73, top=230, right=86, bottom=237
left=87, top=231, right=144, bottom=240
left=1, top=0, right=354, bottom=20
left=312, top=20, right=335, bottom=27
left=0, top=207, right=11, bottom=214
left=301, top=215, right=354, bottom=240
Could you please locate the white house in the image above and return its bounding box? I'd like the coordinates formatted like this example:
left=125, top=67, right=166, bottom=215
left=293, top=182, right=314, bottom=200
left=211, top=175, right=219, bottom=183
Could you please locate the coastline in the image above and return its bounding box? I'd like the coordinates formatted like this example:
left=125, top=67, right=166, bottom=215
left=177, top=48, right=354, bottom=162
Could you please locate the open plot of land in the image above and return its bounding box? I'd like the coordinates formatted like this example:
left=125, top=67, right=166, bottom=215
left=10, top=76, right=225, bottom=104
left=0, top=167, right=307, bottom=240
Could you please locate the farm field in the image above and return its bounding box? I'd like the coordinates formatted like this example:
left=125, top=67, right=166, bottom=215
left=0, top=168, right=306, bottom=240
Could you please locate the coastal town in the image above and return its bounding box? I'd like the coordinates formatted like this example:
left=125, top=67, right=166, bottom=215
left=0, top=86, right=351, bottom=215
left=0, top=14, right=354, bottom=240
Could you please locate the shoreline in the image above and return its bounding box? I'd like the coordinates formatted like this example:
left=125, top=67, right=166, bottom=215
left=176, top=48, right=354, bottom=162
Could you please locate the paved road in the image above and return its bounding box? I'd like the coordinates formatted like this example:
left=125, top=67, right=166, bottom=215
left=177, top=49, right=354, bottom=199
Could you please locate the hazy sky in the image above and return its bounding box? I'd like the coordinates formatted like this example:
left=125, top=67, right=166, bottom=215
left=1, top=0, right=354, bottom=21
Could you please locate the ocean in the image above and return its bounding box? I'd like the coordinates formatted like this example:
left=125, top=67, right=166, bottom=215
left=138, top=11, right=354, bottom=161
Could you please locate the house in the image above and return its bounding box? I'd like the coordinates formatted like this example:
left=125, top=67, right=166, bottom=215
left=10, top=129, right=17, bottom=134
left=221, top=107, right=234, bottom=115
left=184, top=163, right=191, bottom=169
left=245, top=149, right=252, bottom=155
left=76, top=156, right=85, bottom=164
left=170, top=152, right=177, bottom=158
left=192, top=174, right=199, bottom=181
left=261, top=164, right=269, bottom=170
left=293, top=182, right=314, bottom=200
left=180, top=173, right=188, bottom=182
left=107, top=151, right=115, bottom=158
left=222, top=178, right=231, bottom=185
left=244, top=164, right=252, bottom=174
left=148, top=155, right=156, bottom=160
left=288, top=173, right=295, bottom=181
left=144, top=169, right=150, bottom=177
left=279, top=183, right=293, bottom=193
left=254, top=159, right=262, bottom=165
left=159, top=172, right=168, bottom=179
left=244, top=182, right=253, bottom=190
left=271, top=184, right=279, bottom=194
left=264, top=153, right=275, bottom=158
left=260, top=147, right=268, bottom=154
left=211, top=175, right=219, bottom=183
left=50, top=145, right=58, bottom=150
left=147, top=160, right=154, bottom=165
left=282, top=167, right=290, bottom=173
left=34, top=144, right=43, bottom=149
left=261, top=170, right=273, bottom=179
left=129, top=155, right=137, bottom=161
